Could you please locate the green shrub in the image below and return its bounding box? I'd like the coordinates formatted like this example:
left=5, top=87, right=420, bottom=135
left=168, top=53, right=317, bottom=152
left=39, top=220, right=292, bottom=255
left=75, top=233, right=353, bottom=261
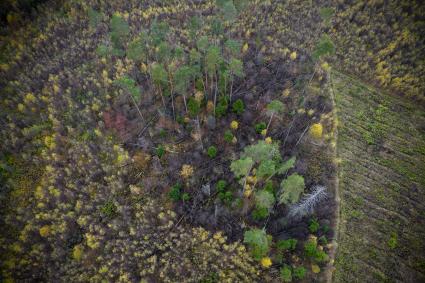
left=243, top=228, right=271, bottom=260
left=216, top=96, right=228, bottom=118
left=304, top=239, right=317, bottom=257
left=156, top=145, right=165, bottom=158
left=252, top=206, right=268, bottom=220
left=277, top=238, right=297, bottom=251
left=280, top=265, right=292, bottom=282
left=319, top=235, right=328, bottom=245
left=218, top=191, right=233, bottom=204
left=216, top=180, right=227, bottom=192
left=159, top=129, right=167, bottom=138
left=232, top=99, right=245, bottom=115
left=224, top=130, right=233, bottom=143
left=88, top=8, right=102, bottom=28
left=127, top=35, right=147, bottom=61
left=109, top=14, right=130, bottom=55
left=187, top=97, right=201, bottom=117
left=96, top=44, right=110, bottom=57
left=207, top=146, right=217, bottom=158
left=169, top=183, right=182, bottom=201
left=255, top=122, right=266, bottom=134
left=293, top=266, right=306, bottom=280
left=263, top=180, right=274, bottom=194
left=388, top=232, right=397, bottom=249
left=217, top=180, right=232, bottom=204
left=151, top=63, right=168, bottom=90
left=101, top=200, right=117, bottom=218
left=309, top=218, right=320, bottom=233
left=304, top=238, right=328, bottom=262
left=225, top=39, right=242, bottom=56
left=312, top=34, right=335, bottom=60
left=182, top=193, right=190, bottom=201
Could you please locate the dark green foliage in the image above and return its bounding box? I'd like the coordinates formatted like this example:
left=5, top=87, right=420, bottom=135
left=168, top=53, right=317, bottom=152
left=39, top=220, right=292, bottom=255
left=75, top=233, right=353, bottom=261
left=293, top=266, right=307, bottom=280
left=210, top=18, right=224, bottom=36
left=257, top=159, right=276, bottom=179
left=229, top=58, right=244, bottom=78
left=156, top=41, right=172, bottom=63
left=127, top=36, right=147, bottom=61
left=195, top=78, right=204, bottom=91
left=188, top=15, right=202, bottom=38
left=174, top=65, right=192, bottom=95
left=280, top=265, right=292, bottom=282
left=277, top=157, right=296, bottom=175
left=277, top=239, right=297, bottom=251
left=309, top=218, right=320, bottom=233
left=312, top=34, right=335, bottom=60
left=263, top=181, right=274, bottom=194
left=151, top=63, right=168, bottom=89
left=101, top=200, right=117, bottom=218
left=182, top=193, right=190, bottom=201
left=319, top=235, right=328, bottom=245
left=255, top=122, right=266, bottom=134
left=216, top=180, right=233, bottom=204
left=127, top=32, right=148, bottom=61
left=216, top=180, right=227, bottom=191
left=169, top=183, right=182, bottom=201
left=174, top=46, right=184, bottom=60
left=196, top=36, right=209, bottom=53
left=206, top=46, right=222, bottom=78
left=159, top=129, right=167, bottom=138
left=200, top=272, right=219, bottom=283
left=388, top=232, right=397, bottom=249
left=232, top=99, right=244, bottom=115
left=176, top=115, right=185, bottom=125
left=225, top=39, right=242, bottom=57
left=216, top=96, right=228, bottom=118
left=190, top=49, right=202, bottom=66
left=110, top=14, right=130, bottom=54
left=243, top=228, right=271, bottom=260
left=207, top=146, right=217, bottom=158
left=304, top=239, right=328, bottom=262
left=252, top=206, right=268, bottom=220
left=151, top=20, right=169, bottom=45
left=224, top=130, right=233, bottom=143
left=215, top=0, right=228, bottom=8
left=222, top=0, right=237, bottom=22
left=88, top=8, right=102, bottom=28
left=187, top=97, right=200, bottom=117
left=219, top=191, right=233, bottom=204
left=156, top=145, right=165, bottom=158
left=96, top=44, right=110, bottom=57
left=234, top=0, right=249, bottom=11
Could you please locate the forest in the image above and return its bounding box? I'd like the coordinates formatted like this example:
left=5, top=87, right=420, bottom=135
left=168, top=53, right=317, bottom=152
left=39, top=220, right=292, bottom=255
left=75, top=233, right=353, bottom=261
left=0, top=0, right=424, bottom=282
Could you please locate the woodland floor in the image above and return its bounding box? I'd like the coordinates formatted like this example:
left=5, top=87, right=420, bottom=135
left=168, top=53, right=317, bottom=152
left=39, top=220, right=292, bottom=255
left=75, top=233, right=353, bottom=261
left=332, top=70, right=425, bottom=282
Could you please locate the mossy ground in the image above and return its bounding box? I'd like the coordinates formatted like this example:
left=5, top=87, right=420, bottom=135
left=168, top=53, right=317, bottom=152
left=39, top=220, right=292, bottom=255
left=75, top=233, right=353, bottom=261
left=332, top=70, right=425, bottom=282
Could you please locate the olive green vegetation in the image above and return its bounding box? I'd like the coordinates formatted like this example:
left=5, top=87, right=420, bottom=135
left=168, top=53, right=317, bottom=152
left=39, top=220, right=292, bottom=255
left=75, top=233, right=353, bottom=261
left=332, top=70, right=425, bottom=282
